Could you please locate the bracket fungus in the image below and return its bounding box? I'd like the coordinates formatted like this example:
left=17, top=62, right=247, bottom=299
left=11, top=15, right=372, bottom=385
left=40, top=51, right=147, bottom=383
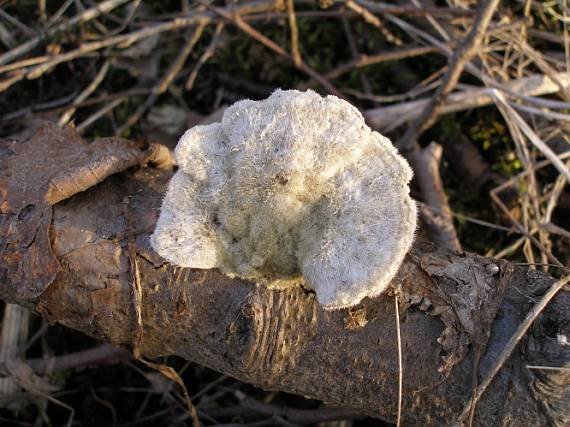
left=151, top=89, right=417, bottom=309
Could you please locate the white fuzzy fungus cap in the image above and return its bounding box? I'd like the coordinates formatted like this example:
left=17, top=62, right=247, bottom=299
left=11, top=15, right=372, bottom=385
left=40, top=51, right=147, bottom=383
left=151, top=89, right=417, bottom=310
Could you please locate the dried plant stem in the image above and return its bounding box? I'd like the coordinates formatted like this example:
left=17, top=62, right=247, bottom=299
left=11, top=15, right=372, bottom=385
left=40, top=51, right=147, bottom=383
left=410, top=0, right=449, bottom=42
left=322, top=45, right=441, bottom=82
left=156, top=23, right=208, bottom=95
left=519, top=41, right=570, bottom=101
left=543, top=160, right=570, bottom=223
left=45, top=0, right=76, bottom=29
left=0, top=55, right=49, bottom=74
left=233, top=390, right=361, bottom=423
left=0, top=344, right=130, bottom=377
left=117, top=23, right=207, bottom=134
left=345, top=0, right=403, bottom=46
left=490, top=188, right=564, bottom=267
left=340, top=17, right=375, bottom=103
left=0, top=8, right=34, bottom=37
left=286, top=0, right=302, bottom=66
left=492, top=90, right=570, bottom=184
left=58, top=60, right=111, bottom=126
left=38, top=0, right=47, bottom=22
left=0, top=2, right=276, bottom=95
left=420, top=203, right=513, bottom=234
left=526, top=365, right=570, bottom=372
left=398, top=0, right=500, bottom=151
left=140, top=359, right=202, bottom=427
left=488, top=150, right=570, bottom=261
left=0, top=304, right=30, bottom=395
left=186, top=23, right=224, bottom=91
left=76, top=98, right=125, bottom=134
left=347, top=69, right=444, bottom=104
left=128, top=228, right=144, bottom=359
left=0, top=0, right=134, bottom=66
left=540, top=222, right=570, bottom=240
left=346, top=0, right=474, bottom=18
left=394, top=294, right=403, bottom=427
left=491, top=236, right=524, bottom=259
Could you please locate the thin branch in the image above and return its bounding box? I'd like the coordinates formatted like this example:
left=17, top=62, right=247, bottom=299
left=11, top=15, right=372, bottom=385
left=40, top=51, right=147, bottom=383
left=76, top=98, right=125, bottom=134
left=0, top=304, right=30, bottom=395
left=539, top=222, right=570, bottom=241
left=185, top=23, right=224, bottom=91
left=117, top=23, right=207, bottom=134
left=285, top=0, right=301, bottom=67
left=0, top=55, right=50, bottom=74
left=234, top=391, right=362, bottom=423
left=58, top=60, right=111, bottom=126
left=340, top=17, right=375, bottom=103
left=0, top=344, right=130, bottom=376
left=397, top=0, right=500, bottom=151
left=323, top=45, right=441, bottom=82
left=0, top=0, right=134, bottom=66
left=345, top=0, right=403, bottom=46
left=352, top=0, right=475, bottom=17
left=0, top=7, right=35, bottom=37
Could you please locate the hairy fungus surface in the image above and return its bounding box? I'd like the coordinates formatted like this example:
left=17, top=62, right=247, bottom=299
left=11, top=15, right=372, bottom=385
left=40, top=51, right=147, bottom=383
left=151, top=89, right=417, bottom=309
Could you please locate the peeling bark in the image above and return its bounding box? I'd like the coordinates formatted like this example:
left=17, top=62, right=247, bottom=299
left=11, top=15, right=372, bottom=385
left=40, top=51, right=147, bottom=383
left=0, top=124, right=145, bottom=300
left=0, top=125, right=568, bottom=425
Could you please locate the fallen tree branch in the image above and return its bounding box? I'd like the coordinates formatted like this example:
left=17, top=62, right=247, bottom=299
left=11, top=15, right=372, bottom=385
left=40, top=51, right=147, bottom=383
left=365, top=73, right=570, bottom=131
left=0, top=125, right=568, bottom=425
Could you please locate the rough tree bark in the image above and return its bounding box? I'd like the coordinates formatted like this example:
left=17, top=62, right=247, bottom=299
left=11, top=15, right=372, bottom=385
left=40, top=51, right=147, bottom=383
left=0, top=125, right=568, bottom=426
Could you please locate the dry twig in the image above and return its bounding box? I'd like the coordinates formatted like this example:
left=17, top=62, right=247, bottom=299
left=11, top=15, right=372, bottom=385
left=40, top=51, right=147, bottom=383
left=0, top=0, right=134, bottom=66
left=186, top=23, right=225, bottom=91
left=117, top=23, right=207, bottom=134
left=397, top=0, right=500, bottom=150
left=286, top=0, right=301, bottom=67
left=58, top=60, right=111, bottom=126
left=345, top=0, right=403, bottom=46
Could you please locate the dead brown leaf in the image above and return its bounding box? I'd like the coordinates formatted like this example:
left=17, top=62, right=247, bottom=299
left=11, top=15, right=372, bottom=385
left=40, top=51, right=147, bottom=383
left=0, top=123, right=146, bottom=302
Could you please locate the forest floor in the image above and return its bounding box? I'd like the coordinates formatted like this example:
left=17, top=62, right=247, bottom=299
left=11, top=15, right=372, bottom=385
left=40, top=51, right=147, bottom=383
left=0, top=0, right=569, bottom=426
